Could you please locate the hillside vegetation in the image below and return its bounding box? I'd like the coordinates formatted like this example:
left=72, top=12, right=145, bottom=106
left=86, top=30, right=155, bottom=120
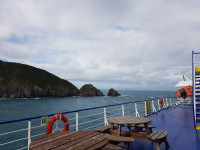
left=0, top=60, right=79, bottom=98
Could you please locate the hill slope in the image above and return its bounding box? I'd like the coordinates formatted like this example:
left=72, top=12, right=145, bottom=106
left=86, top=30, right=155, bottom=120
left=0, top=60, right=79, bottom=98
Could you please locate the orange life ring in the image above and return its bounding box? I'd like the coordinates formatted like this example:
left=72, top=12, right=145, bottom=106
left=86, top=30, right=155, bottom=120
left=46, top=114, right=69, bottom=134
left=159, top=98, right=164, bottom=106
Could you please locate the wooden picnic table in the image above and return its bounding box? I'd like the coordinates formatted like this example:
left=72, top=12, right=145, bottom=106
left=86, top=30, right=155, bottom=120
left=107, top=116, right=151, bottom=139
left=29, top=130, right=109, bottom=150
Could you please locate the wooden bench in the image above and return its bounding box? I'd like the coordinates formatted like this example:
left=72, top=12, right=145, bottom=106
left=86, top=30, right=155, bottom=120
left=105, top=134, right=134, bottom=150
left=135, top=124, right=155, bottom=133
left=100, top=143, right=123, bottom=150
left=94, top=125, right=111, bottom=133
left=147, top=130, right=169, bottom=150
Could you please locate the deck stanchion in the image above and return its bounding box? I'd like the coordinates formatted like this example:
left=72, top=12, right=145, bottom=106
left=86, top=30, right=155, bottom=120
left=28, top=120, right=31, bottom=150
left=104, top=108, right=108, bottom=125
left=76, top=112, right=79, bottom=131
left=166, top=98, right=169, bottom=107
left=152, top=100, right=156, bottom=112
left=158, top=99, right=160, bottom=111
left=135, top=103, right=140, bottom=117
left=145, top=101, right=147, bottom=116
left=170, top=98, right=172, bottom=106
left=164, top=98, right=166, bottom=108
left=122, top=105, right=125, bottom=116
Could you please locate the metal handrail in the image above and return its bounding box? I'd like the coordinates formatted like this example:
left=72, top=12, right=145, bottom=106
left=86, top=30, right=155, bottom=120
left=0, top=97, right=172, bottom=125
left=0, top=96, right=180, bottom=150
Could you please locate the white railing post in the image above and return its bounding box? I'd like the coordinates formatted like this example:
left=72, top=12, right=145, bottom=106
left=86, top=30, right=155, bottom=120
left=158, top=99, right=160, bottom=111
left=166, top=98, right=169, bottom=107
left=76, top=112, right=79, bottom=131
left=122, top=105, right=125, bottom=116
left=145, top=101, right=147, bottom=116
left=170, top=98, right=172, bottom=106
left=152, top=100, right=156, bottom=112
left=104, top=108, right=108, bottom=125
left=28, top=120, right=31, bottom=150
left=135, top=103, right=140, bottom=117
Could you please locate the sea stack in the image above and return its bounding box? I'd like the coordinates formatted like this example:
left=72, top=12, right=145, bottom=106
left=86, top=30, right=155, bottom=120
left=80, top=84, right=104, bottom=97
left=107, top=88, right=120, bottom=96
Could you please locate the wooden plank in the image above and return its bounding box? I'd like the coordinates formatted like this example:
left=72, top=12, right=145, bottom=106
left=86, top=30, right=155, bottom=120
left=109, top=129, right=148, bottom=140
left=94, top=125, right=111, bottom=133
left=30, top=131, right=73, bottom=146
left=136, top=124, right=155, bottom=129
left=130, top=132, right=149, bottom=139
left=105, top=134, right=134, bottom=143
left=100, top=143, right=123, bottom=150
left=51, top=131, right=101, bottom=150
left=107, top=116, right=151, bottom=125
left=148, top=130, right=167, bottom=141
left=30, top=131, right=97, bottom=150
left=62, top=133, right=108, bottom=150
left=29, top=131, right=77, bottom=149
left=157, top=131, right=168, bottom=139
left=87, top=139, right=109, bottom=150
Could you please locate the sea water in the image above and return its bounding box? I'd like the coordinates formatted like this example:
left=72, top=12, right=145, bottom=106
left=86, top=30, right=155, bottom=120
left=0, top=90, right=175, bottom=122
left=0, top=90, right=176, bottom=149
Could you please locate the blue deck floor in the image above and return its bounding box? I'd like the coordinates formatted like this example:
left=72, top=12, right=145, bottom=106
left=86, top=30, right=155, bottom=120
left=128, top=105, right=200, bottom=150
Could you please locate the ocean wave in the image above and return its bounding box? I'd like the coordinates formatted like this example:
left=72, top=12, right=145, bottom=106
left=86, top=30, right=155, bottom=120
left=119, top=95, right=128, bottom=97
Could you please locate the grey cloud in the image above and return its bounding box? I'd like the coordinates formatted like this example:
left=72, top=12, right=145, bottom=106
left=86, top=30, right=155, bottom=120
left=0, top=0, right=199, bottom=90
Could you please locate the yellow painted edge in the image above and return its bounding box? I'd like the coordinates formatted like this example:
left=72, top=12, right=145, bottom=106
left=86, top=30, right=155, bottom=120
left=195, top=68, right=200, bottom=72
left=196, top=125, right=200, bottom=130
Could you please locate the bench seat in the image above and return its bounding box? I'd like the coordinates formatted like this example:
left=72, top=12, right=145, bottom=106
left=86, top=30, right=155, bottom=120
left=94, top=125, right=111, bottom=133
left=100, top=143, right=123, bottom=150
left=130, top=124, right=155, bottom=133
left=147, top=130, right=169, bottom=150
left=105, top=134, right=134, bottom=150
left=105, top=134, right=134, bottom=143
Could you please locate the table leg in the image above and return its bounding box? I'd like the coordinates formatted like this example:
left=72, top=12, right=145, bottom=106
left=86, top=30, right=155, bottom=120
left=118, top=125, right=122, bottom=136
left=144, top=123, right=150, bottom=134
left=110, top=123, right=114, bottom=130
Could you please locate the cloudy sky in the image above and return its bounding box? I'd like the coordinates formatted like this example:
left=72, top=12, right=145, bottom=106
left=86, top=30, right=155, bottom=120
left=0, top=0, right=200, bottom=91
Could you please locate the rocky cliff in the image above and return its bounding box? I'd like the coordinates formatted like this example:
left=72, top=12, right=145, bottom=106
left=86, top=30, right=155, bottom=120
left=107, top=88, right=120, bottom=96
left=80, top=84, right=104, bottom=97
left=0, top=60, right=79, bottom=98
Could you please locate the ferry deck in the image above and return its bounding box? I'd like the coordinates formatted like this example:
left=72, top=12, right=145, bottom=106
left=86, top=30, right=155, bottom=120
left=0, top=99, right=199, bottom=150
left=128, top=104, right=200, bottom=150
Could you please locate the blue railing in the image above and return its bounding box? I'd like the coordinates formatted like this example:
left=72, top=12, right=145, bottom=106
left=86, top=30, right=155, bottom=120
left=0, top=97, right=180, bottom=150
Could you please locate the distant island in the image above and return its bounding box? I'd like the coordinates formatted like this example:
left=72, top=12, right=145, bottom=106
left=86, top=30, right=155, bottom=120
left=107, top=88, right=120, bottom=96
left=80, top=84, right=104, bottom=97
